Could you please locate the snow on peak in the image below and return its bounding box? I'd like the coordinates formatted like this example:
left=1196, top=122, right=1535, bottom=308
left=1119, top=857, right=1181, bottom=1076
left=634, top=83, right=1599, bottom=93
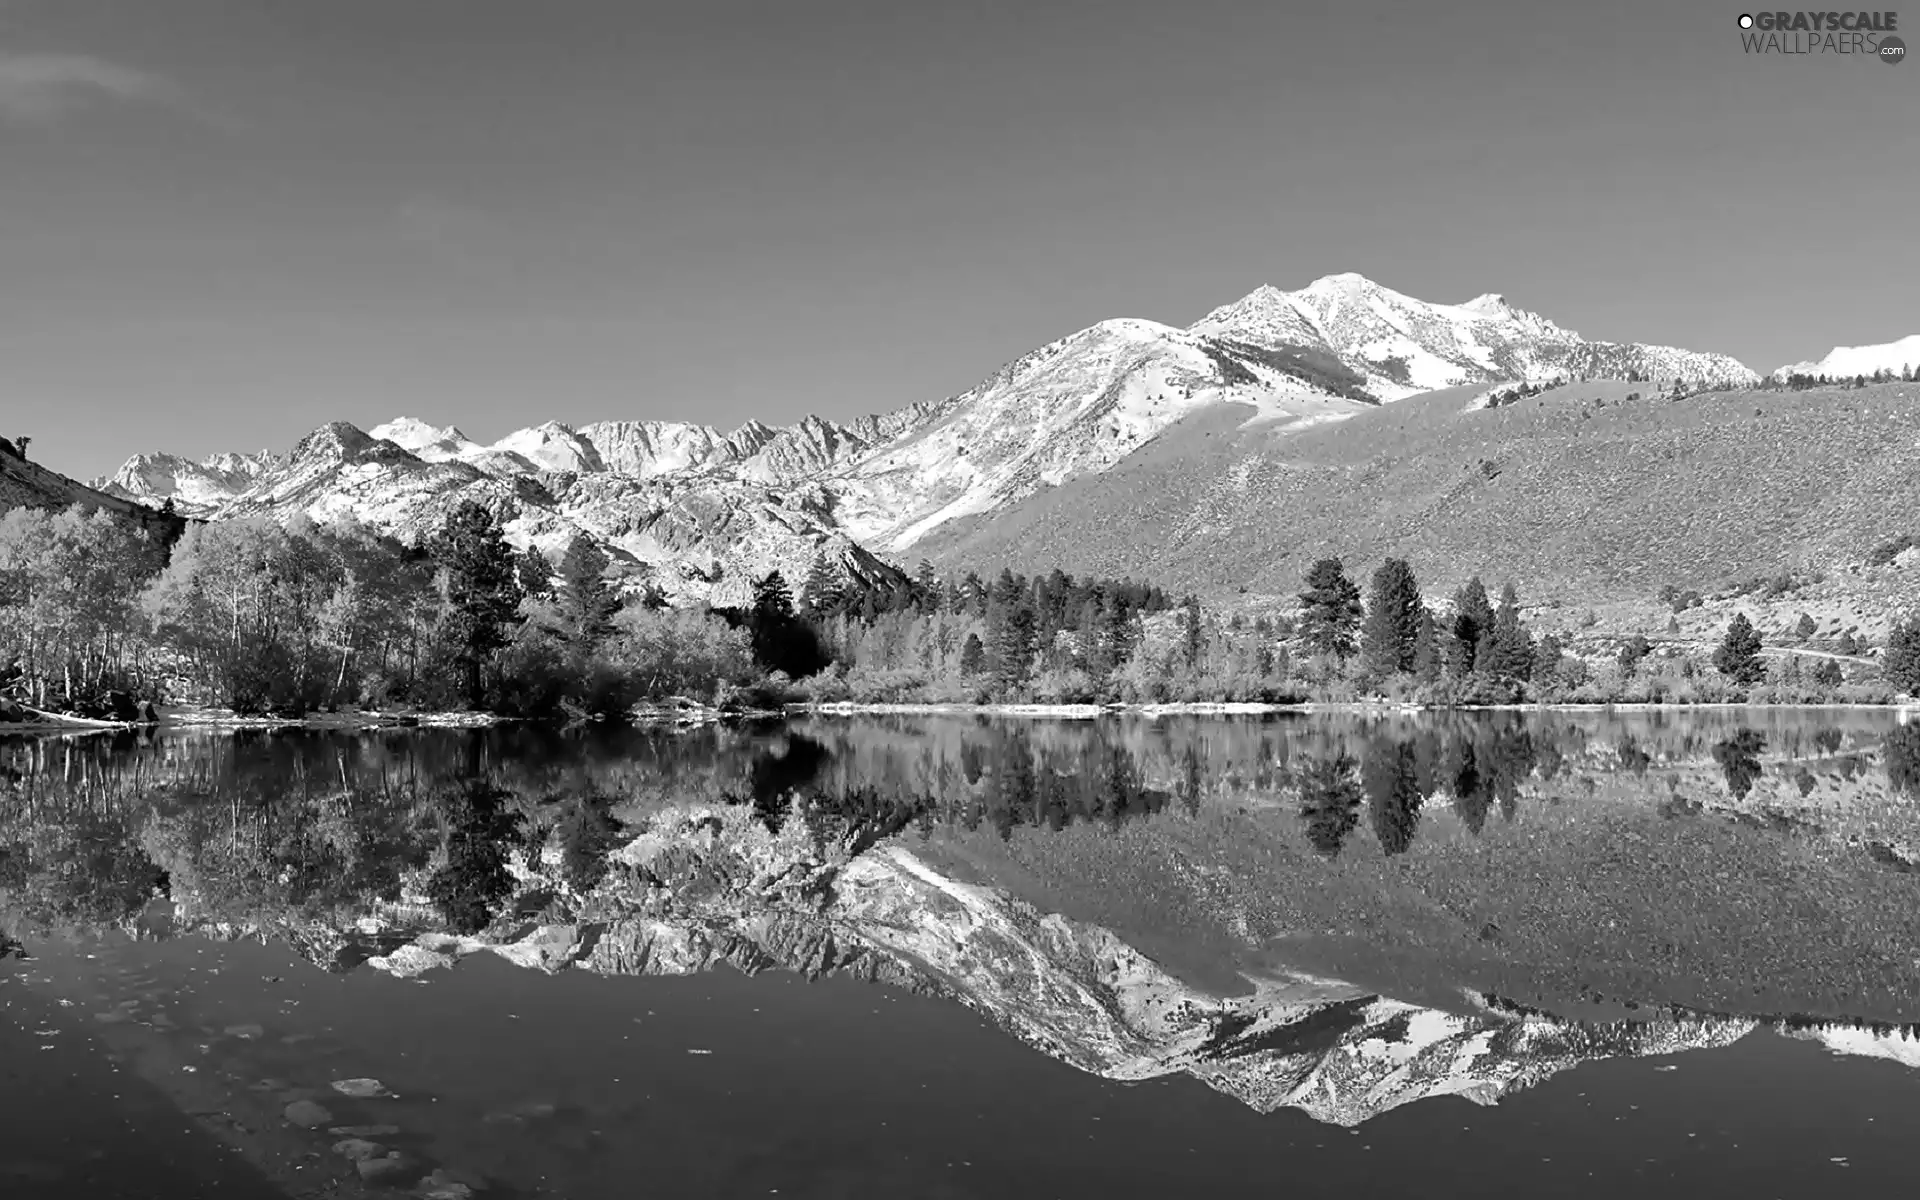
left=1306, top=271, right=1375, bottom=291
left=369, top=417, right=479, bottom=462
left=1773, top=333, right=1920, bottom=381
left=1089, top=317, right=1184, bottom=342
left=1185, top=273, right=1752, bottom=400
left=488, top=421, right=605, bottom=473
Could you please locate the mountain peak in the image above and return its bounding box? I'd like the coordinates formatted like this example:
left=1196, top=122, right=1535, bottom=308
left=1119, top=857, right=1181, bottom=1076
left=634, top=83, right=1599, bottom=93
left=369, top=417, right=477, bottom=461
left=290, top=421, right=382, bottom=464
left=1306, top=271, right=1375, bottom=290
left=1461, top=293, right=1514, bottom=315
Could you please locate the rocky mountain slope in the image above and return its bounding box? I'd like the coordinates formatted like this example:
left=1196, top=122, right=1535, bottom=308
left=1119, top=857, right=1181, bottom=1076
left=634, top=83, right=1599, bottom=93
left=83, top=274, right=1768, bottom=591
left=1774, top=334, right=1920, bottom=382
left=197, top=421, right=904, bottom=606
left=0, top=435, right=186, bottom=537
left=916, top=377, right=1920, bottom=603
left=95, top=449, right=276, bottom=515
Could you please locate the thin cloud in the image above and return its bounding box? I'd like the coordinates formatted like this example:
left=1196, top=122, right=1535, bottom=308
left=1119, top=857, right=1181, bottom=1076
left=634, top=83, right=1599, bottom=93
left=0, top=51, right=178, bottom=123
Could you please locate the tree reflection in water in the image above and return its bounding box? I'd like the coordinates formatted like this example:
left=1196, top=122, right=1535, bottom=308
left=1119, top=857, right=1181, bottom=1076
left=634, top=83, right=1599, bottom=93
left=1712, top=730, right=1766, bottom=801
left=0, top=711, right=1910, bottom=945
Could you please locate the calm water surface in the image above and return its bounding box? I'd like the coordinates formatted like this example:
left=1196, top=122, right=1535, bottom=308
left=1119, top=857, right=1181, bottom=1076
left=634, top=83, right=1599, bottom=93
left=3, top=711, right=1919, bottom=1198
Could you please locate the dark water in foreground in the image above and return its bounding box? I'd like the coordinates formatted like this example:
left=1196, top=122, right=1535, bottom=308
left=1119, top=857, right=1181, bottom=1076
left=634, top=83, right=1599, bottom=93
left=2, top=710, right=1919, bottom=1198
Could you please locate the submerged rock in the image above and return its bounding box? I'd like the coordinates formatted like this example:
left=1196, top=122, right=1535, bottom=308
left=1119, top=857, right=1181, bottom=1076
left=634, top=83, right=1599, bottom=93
left=331, top=1138, right=387, bottom=1162
left=331, top=1077, right=394, bottom=1098
left=412, top=1168, right=477, bottom=1198
left=357, top=1153, right=418, bottom=1184
left=283, top=1099, right=334, bottom=1128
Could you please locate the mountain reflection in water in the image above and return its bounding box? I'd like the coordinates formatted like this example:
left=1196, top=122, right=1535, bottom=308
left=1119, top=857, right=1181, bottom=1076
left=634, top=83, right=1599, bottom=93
left=2, top=710, right=1919, bottom=1139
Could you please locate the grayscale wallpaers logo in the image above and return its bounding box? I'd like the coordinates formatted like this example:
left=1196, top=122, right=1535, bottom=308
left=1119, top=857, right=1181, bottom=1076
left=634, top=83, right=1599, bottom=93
left=1737, top=11, right=1905, bottom=59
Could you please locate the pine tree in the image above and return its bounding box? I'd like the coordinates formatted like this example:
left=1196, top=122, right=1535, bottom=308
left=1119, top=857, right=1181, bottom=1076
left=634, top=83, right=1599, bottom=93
left=990, top=602, right=1037, bottom=694
left=959, top=632, right=986, bottom=676
left=1712, top=613, right=1765, bottom=684
left=517, top=545, right=554, bottom=598
left=750, top=570, right=821, bottom=678
left=959, top=571, right=987, bottom=616
left=1487, top=582, right=1535, bottom=680
left=1298, top=558, right=1362, bottom=659
left=1360, top=558, right=1423, bottom=676
left=1811, top=657, right=1843, bottom=688
left=1100, top=592, right=1137, bottom=670
left=1887, top=618, right=1920, bottom=695
left=1795, top=612, right=1817, bottom=640
left=800, top=554, right=845, bottom=618
left=432, top=501, right=525, bottom=708
left=555, top=537, right=617, bottom=646
left=1448, top=577, right=1495, bottom=676
left=1532, top=634, right=1564, bottom=685
left=1180, top=595, right=1204, bottom=668
left=1617, top=634, right=1651, bottom=675
left=1411, top=604, right=1442, bottom=683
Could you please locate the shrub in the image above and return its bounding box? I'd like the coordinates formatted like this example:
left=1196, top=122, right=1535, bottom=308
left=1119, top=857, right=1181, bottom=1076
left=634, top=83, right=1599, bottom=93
left=1617, top=635, right=1652, bottom=674
left=1867, top=534, right=1917, bottom=567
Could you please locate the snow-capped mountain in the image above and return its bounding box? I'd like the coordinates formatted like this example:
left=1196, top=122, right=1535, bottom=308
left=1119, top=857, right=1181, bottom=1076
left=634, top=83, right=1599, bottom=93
left=1192, top=273, right=1760, bottom=400
left=91, top=272, right=1769, bottom=572
left=821, top=315, right=1375, bottom=549
left=1773, top=334, right=1920, bottom=382
left=189, top=421, right=903, bottom=606
left=93, top=448, right=277, bottom=517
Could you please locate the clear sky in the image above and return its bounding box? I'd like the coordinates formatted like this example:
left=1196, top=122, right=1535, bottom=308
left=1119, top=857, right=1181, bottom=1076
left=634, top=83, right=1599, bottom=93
left=3, top=0, right=1915, bottom=481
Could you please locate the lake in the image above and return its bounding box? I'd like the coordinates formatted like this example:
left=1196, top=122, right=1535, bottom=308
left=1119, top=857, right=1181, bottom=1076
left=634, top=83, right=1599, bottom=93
left=3, top=710, right=1919, bottom=1198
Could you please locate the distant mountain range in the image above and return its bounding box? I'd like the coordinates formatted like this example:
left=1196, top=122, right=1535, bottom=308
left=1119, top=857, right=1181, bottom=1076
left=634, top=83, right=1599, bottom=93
left=1, top=273, right=1907, bottom=601
left=1773, top=333, right=1920, bottom=382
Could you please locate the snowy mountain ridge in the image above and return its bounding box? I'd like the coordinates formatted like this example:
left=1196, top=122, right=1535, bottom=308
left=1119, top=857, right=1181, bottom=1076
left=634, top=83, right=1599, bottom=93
left=88, top=272, right=1777, bottom=585
left=1773, top=333, right=1920, bottom=382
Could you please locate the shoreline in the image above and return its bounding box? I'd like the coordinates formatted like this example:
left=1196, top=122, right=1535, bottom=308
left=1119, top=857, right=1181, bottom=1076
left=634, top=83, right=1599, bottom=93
left=5, top=699, right=1914, bottom=739
left=791, top=699, right=1920, bottom=718
left=0, top=707, right=510, bottom=737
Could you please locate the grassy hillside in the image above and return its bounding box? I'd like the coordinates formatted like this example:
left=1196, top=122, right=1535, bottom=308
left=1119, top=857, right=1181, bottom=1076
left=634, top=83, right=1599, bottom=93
left=916, top=381, right=1920, bottom=606
left=0, top=436, right=184, bottom=535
